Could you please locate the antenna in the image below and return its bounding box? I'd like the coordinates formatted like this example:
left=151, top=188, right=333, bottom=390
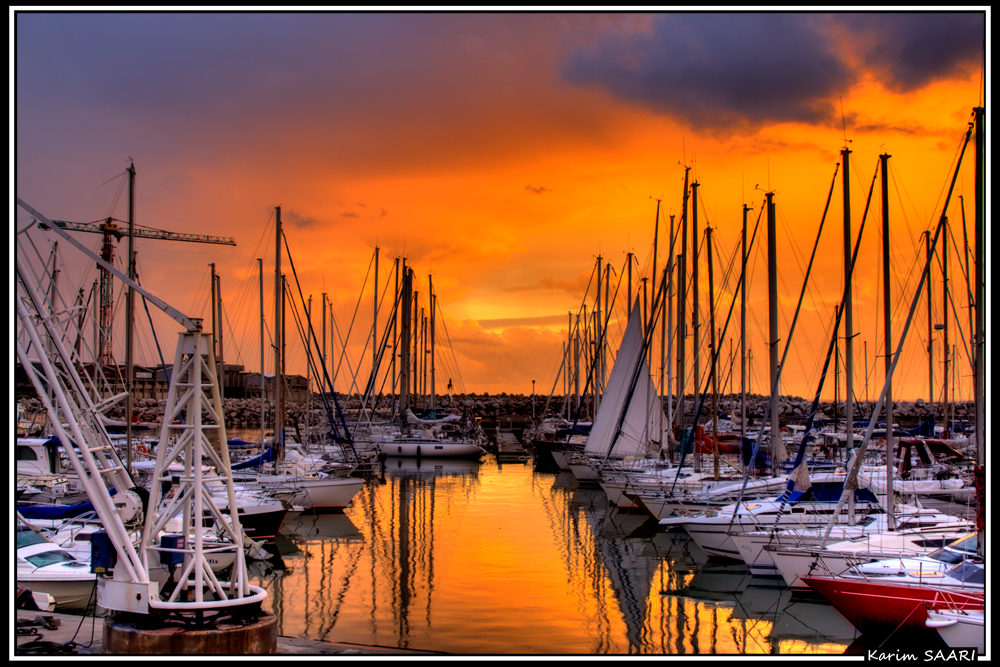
left=840, top=96, right=851, bottom=145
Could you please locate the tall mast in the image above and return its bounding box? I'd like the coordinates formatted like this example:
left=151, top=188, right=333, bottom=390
left=281, top=274, right=287, bottom=449
left=574, top=312, right=581, bottom=418
left=429, top=274, right=435, bottom=414
left=767, top=191, right=782, bottom=475
left=392, top=258, right=399, bottom=406
left=125, top=163, right=135, bottom=472
left=627, top=252, right=633, bottom=314
left=841, top=146, right=854, bottom=457
left=677, top=166, right=690, bottom=434
left=942, top=215, right=950, bottom=435
left=973, top=106, right=984, bottom=476
left=651, top=199, right=660, bottom=370
left=926, top=232, right=934, bottom=412
left=880, top=152, right=896, bottom=530
left=741, top=204, right=749, bottom=441
left=218, top=273, right=225, bottom=398
left=595, top=255, right=602, bottom=416
left=259, top=258, right=265, bottom=446
left=665, top=214, right=675, bottom=434
left=373, top=246, right=379, bottom=385
left=274, top=206, right=283, bottom=461
left=398, top=261, right=411, bottom=425
left=691, top=180, right=701, bottom=428
left=412, top=288, right=419, bottom=403
left=707, top=225, right=719, bottom=480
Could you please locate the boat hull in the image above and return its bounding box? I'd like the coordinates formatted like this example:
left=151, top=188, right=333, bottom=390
left=16, top=572, right=96, bottom=611
left=926, top=609, right=984, bottom=651
left=802, top=576, right=984, bottom=634
left=379, top=440, right=484, bottom=459
left=264, top=477, right=365, bottom=512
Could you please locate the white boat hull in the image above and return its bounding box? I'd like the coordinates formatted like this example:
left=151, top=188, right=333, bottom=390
left=263, top=476, right=365, bottom=512
left=378, top=440, right=484, bottom=459
left=926, top=609, right=985, bottom=652
left=16, top=571, right=96, bottom=611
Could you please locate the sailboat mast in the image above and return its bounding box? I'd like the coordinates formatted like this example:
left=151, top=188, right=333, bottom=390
left=677, top=166, right=690, bottom=436
left=429, top=274, right=435, bottom=413
left=398, top=260, right=411, bottom=426
left=373, top=247, right=379, bottom=385
left=926, top=231, right=934, bottom=412
left=651, top=200, right=660, bottom=371
left=741, top=204, right=748, bottom=441
left=841, top=146, right=854, bottom=459
left=707, top=225, right=719, bottom=480
left=767, top=191, right=782, bottom=475
left=664, top=214, right=675, bottom=435
left=692, top=180, right=701, bottom=430
left=595, top=255, right=602, bottom=416
left=392, top=257, right=399, bottom=407
left=973, top=106, right=984, bottom=470
left=275, top=206, right=284, bottom=461
left=125, top=163, right=135, bottom=472
left=942, top=216, right=950, bottom=434
left=259, top=258, right=265, bottom=446
left=880, top=152, right=896, bottom=530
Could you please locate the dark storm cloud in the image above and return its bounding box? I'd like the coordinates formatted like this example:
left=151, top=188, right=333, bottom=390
left=831, top=12, right=984, bottom=93
left=283, top=209, right=324, bottom=228
left=559, top=13, right=855, bottom=131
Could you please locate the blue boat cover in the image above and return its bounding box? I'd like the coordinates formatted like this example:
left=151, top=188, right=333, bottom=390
left=231, top=448, right=277, bottom=470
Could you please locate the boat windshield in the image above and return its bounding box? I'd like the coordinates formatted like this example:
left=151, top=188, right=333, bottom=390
left=23, top=548, right=82, bottom=568
left=926, top=533, right=978, bottom=564
left=16, top=526, right=51, bottom=549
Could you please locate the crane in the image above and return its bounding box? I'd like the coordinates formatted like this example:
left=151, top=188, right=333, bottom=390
left=36, top=216, right=236, bottom=367
left=18, top=197, right=268, bottom=638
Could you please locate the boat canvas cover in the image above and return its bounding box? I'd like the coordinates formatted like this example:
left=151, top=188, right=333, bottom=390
left=585, top=302, right=664, bottom=459
left=231, top=447, right=277, bottom=470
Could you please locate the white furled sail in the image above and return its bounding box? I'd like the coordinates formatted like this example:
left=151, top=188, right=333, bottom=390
left=584, top=300, right=664, bottom=459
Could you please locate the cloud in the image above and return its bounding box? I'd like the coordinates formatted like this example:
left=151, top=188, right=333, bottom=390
left=284, top=208, right=324, bottom=228
left=525, top=185, right=551, bottom=194
left=831, top=12, right=984, bottom=93
left=559, top=13, right=855, bottom=132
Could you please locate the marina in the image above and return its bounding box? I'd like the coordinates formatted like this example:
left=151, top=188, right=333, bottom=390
left=15, top=10, right=986, bottom=660
left=14, top=446, right=978, bottom=656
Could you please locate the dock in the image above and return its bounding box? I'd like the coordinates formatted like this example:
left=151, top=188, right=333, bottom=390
left=15, top=610, right=444, bottom=656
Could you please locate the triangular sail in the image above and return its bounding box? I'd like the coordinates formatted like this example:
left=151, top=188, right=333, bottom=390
left=584, top=301, right=663, bottom=458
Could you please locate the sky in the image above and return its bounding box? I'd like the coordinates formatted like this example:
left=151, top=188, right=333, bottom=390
left=13, top=9, right=989, bottom=404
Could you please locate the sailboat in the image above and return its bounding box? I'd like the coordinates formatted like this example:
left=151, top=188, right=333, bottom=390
left=563, top=299, right=665, bottom=483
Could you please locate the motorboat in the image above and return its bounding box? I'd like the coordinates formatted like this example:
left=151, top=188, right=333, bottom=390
left=730, top=513, right=969, bottom=577
left=16, top=521, right=95, bottom=611
left=767, top=525, right=976, bottom=588
left=658, top=472, right=885, bottom=559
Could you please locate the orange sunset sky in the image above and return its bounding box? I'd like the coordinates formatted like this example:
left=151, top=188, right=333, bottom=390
left=13, top=10, right=988, bottom=403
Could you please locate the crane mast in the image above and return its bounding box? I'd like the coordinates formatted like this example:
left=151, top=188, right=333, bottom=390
left=38, top=216, right=236, bottom=366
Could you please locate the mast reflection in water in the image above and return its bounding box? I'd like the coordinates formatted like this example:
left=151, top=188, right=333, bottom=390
left=248, top=457, right=858, bottom=655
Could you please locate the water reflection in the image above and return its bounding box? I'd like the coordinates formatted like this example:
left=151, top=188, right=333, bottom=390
left=246, top=457, right=857, bottom=655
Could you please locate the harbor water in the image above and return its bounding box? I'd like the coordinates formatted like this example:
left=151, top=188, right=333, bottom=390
left=245, top=453, right=867, bottom=655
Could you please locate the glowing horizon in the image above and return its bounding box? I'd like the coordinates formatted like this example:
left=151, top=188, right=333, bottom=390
left=14, top=10, right=988, bottom=403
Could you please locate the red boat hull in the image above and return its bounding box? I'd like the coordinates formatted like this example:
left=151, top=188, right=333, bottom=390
left=802, top=576, right=984, bottom=635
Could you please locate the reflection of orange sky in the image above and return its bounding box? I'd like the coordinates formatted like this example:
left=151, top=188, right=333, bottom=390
left=254, top=461, right=853, bottom=654
left=15, top=13, right=985, bottom=401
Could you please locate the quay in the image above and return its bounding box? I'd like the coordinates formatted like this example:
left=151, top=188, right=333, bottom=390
left=14, top=610, right=443, bottom=656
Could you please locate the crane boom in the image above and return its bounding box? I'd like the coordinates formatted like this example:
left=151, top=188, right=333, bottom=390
left=41, top=217, right=236, bottom=246
left=17, top=198, right=200, bottom=332
left=24, top=209, right=233, bottom=364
